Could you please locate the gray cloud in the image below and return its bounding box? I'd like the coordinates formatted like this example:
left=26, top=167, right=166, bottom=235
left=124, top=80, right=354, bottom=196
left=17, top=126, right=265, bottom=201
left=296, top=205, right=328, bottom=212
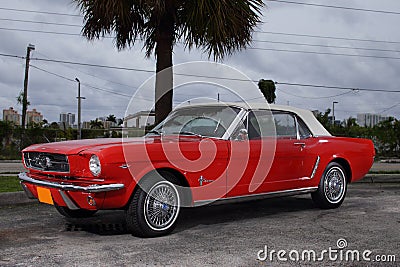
left=1, top=0, right=399, bottom=123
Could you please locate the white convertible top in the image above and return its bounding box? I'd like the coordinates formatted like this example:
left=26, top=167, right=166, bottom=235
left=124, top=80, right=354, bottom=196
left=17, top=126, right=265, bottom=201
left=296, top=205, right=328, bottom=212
left=178, top=102, right=332, bottom=137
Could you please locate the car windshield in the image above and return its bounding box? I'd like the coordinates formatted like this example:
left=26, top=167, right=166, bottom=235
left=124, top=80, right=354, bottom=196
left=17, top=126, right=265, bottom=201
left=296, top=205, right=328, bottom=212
left=149, top=105, right=241, bottom=138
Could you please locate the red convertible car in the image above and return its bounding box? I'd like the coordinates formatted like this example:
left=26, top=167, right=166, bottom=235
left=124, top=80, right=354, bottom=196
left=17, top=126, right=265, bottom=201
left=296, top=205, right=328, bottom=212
left=19, top=103, right=375, bottom=237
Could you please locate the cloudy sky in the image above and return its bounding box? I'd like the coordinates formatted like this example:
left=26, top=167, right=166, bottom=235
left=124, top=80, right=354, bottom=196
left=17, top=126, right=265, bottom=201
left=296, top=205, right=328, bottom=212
left=1, top=0, right=400, bottom=123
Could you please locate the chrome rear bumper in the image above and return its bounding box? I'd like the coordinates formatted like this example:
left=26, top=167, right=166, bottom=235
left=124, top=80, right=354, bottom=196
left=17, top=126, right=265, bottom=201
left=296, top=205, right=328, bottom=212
left=18, top=172, right=125, bottom=193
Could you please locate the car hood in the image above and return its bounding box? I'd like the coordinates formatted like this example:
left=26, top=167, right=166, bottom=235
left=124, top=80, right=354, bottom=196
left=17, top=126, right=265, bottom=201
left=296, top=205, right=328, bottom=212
left=23, top=138, right=133, bottom=155
left=22, top=136, right=207, bottom=155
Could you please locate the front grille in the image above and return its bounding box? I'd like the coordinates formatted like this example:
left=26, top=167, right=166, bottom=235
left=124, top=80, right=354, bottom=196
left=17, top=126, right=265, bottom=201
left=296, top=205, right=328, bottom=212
left=24, top=152, right=69, bottom=173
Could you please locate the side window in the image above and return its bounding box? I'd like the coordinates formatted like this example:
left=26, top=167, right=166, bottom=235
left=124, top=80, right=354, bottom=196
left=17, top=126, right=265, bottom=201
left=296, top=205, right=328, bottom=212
left=231, top=110, right=275, bottom=140
left=297, top=117, right=313, bottom=139
left=248, top=110, right=275, bottom=139
left=274, top=113, right=297, bottom=138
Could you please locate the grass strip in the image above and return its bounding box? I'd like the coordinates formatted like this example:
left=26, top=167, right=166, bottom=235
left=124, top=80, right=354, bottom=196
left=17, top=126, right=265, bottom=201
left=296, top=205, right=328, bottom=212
left=0, top=176, right=22, bottom=193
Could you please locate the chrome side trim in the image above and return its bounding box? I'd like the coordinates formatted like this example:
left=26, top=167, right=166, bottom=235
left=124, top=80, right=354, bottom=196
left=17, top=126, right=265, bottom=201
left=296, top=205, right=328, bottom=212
left=19, top=172, right=125, bottom=193
left=193, top=186, right=318, bottom=207
left=310, top=156, right=321, bottom=179
left=59, top=191, right=80, bottom=210
left=20, top=182, right=36, bottom=199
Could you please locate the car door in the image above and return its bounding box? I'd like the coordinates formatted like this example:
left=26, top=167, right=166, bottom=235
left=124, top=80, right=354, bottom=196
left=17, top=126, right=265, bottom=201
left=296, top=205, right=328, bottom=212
left=257, top=111, right=319, bottom=192
left=226, top=109, right=276, bottom=197
left=227, top=110, right=318, bottom=197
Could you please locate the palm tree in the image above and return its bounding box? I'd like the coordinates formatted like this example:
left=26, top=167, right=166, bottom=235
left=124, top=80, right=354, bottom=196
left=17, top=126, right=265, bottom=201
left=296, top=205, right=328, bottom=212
left=74, top=0, right=263, bottom=124
left=90, top=119, right=104, bottom=129
left=106, top=114, right=117, bottom=124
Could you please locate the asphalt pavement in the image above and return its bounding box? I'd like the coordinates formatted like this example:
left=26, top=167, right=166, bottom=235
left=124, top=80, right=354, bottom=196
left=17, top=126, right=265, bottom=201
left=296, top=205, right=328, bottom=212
left=0, top=182, right=398, bottom=266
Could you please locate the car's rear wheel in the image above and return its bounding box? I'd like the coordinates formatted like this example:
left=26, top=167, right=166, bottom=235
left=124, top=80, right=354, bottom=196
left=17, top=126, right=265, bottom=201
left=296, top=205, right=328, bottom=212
left=54, top=204, right=97, bottom=218
left=312, top=162, right=347, bottom=209
left=126, top=172, right=181, bottom=237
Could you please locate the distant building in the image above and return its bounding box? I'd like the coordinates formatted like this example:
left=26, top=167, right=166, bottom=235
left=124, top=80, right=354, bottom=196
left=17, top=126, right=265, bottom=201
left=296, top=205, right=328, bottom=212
left=124, top=111, right=155, bottom=128
left=59, top=112, right=76, bottom=128
left=26, top=109, right=43, bottom=125
left=103, top=120, right=117, bottom=129
left=3, top=107, right=21, bottom=125
left=357, top=113, right=389, bottom=127
left=82, top=121, right=91, bottom=130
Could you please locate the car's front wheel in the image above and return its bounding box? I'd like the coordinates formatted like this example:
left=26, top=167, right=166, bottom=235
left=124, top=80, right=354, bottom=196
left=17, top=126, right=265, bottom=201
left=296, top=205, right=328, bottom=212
left=312, top=162, right=347, bottom=209
left=54, top=204, right=97, bottom=218
left=126, top=172, right=181, bottom=237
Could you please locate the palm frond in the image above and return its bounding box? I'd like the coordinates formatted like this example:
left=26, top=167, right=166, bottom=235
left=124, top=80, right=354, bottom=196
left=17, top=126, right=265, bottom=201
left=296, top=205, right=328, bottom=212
left=179, top=0, right=263, bottom=60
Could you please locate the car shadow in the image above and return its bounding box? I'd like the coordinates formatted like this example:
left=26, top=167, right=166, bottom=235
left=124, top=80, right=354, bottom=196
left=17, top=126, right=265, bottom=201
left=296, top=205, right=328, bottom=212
left=61, top=195, right=316, bottom=236
left=175, top=195, right=316, bottom=233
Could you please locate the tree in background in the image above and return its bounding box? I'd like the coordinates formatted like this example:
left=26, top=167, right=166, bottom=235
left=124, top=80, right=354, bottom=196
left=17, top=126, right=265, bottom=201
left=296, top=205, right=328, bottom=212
left=315, top=109, right=331, bottom=130
left=106, top=114, right=117, bottom=124
left=17, top=91, right=30, bottom=108
left=258, top=79, right=276, bottom=104
left=373, top=117, right=400, bottom=156
left=73, top=0, right=263, bottom=124
left=90, top=119, right=104, bottom=129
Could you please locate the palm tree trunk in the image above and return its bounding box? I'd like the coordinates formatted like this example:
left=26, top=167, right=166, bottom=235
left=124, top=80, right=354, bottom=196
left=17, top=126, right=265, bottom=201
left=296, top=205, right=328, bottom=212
left=154, top=12, right=174, bottom=125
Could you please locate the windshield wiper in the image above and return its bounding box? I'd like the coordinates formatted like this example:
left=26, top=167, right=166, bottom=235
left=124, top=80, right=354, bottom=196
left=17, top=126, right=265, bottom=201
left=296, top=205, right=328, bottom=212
left=174, top=131, right=203, bottom=138
left=146, top=129, right=161, bottom=135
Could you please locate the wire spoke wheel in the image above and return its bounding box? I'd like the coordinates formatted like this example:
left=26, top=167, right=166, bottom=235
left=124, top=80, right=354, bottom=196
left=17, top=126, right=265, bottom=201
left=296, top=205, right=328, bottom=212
left=323, top=167, right=346, bottom=203
left=144, top=181, right=180, bottom=231
left=312, top=162, right=347, bottom=209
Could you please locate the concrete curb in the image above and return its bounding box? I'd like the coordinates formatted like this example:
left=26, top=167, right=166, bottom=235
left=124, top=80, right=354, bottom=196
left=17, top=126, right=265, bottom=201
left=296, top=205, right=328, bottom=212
left=356, top=174, right=400, bottom=183
left=1, top=174, right=399, bottom=207
left=0, top=160, right=21, bottom=163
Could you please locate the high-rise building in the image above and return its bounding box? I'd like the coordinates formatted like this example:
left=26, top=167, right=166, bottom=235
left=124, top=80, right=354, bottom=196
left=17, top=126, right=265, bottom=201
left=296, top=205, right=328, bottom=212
left=3, top=107, right=21, bottom=125
left=26, top=109, right=43, bottom=124
left=357, top=113, right=389, bottom=127
left=59, top=112, right=76, bottom=128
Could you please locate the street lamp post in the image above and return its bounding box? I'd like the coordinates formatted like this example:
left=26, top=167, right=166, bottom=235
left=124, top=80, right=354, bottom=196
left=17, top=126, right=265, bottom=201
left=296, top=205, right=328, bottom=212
left=75, top=78, right=85, bottom=140
left=332, top=101, right=338, bottom=125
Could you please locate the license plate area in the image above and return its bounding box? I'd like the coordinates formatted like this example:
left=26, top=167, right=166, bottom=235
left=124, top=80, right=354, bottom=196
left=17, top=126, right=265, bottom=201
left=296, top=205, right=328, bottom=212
left=37, top=187, right=54, bottom=205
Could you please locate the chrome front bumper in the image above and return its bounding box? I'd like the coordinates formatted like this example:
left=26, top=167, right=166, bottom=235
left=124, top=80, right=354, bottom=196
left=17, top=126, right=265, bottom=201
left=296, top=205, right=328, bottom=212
left=18, top=172, right=125, bottom=193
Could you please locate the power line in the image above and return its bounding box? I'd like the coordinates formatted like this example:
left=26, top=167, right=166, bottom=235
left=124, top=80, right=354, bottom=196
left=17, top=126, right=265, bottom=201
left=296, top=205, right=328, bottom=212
left=1, top=17, right=399, bottom=45
left=3, top=52, right=400, bottom=94
left=256, top=31, right=400, bottom=45
left=2, top=18, right=400, bottom=46
left=381, top=103, right=400, bottom=113
left=3, top=27, right=400, bottom=60
left=252, top=40, right=400, bottom=53
left=247, top=47, right=400, bottom=60
left=277, top=88, right=355, bottom=99
left=268, top=0, right=400, bottom=15
left=35, top=51, right=137, bottom=90
left=30, top=64, right=133, bottom=98
left=0, top=18, right=82, bottom=27
left=276, top=82, right=400, bottom=93
left=30, top=65, right=75, bottom=82
left=31, top=57, right=154, bottom=73
left=0, top=7, right=81, bottom=17
left=0, top=52, right=24, bottom=60
left=0, top=27, right=83, bottom=36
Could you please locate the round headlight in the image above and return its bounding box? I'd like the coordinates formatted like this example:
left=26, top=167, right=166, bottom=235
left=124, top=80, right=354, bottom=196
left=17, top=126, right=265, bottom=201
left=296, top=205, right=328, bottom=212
left=89, top=155, right=101, bottom=176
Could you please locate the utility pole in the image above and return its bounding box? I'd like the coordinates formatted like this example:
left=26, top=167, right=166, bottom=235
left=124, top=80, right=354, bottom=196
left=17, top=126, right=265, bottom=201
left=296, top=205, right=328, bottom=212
left=332, top=101, right=338, bottom=125
left=21, top=44, right=35, bottom=130
left=75, top=78, right=85, bottom=140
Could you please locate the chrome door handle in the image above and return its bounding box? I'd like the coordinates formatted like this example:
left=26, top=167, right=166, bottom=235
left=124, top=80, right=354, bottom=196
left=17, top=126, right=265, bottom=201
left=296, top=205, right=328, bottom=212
left=294, top=142, right=306, bottom=148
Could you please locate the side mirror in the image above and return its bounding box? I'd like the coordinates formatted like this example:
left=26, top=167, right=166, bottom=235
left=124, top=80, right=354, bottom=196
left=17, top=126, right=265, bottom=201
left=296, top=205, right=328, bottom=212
left=235, top=128, right=248, bottom=141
